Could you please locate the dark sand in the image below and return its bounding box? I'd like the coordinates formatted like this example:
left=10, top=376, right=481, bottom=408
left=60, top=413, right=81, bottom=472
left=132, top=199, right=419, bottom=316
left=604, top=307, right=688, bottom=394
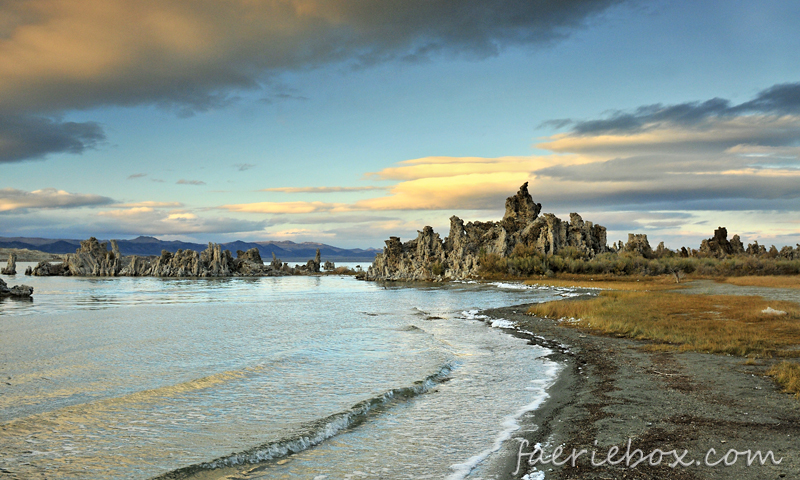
left=480, top=302, right=800, bottom=480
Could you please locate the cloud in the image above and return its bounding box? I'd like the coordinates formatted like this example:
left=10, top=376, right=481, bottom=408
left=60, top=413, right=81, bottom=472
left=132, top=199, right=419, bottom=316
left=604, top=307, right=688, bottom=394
left=546, top=82, right=800, bottom=138
left=267, top=214, right=399, bottom=225
left=233, top=163, right=255, bottom=171
left=522, top=82, right=800, bottom=212
left=95, top=204, right=268, bottom=235
left=262, top=186, right=386, bottom=193
left=127, top=173, right=147, bottom=179
left=365, top=155, right=564, bottom=181
left=0, top=188, right=113, bottom=212
left=0, top=0, right=624, bottom=115
left=220, top=201, right=345, bottom=214
left=732, top=82, right=800, bottom=115
left=116, top=201, right=184, bottom=208
left=215, top=81, right=800, bottom=232
left=0, top=115, right=104, bottom=163
left=176, top=179, right=206, bottom=185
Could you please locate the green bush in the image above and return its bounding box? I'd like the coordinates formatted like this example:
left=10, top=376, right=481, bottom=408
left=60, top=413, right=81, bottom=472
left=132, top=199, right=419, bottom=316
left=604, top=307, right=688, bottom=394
left=477, top=246, right=800, bottom=278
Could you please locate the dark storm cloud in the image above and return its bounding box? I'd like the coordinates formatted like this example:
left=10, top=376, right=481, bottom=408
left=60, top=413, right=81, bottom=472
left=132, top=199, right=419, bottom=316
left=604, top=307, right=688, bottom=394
left=0, top=0, right=626, bottom=115
left=733, top=82, right=800, bottom=115
left=551, top=82, right=800, bottom=135
left=0, top=115, right=105, bottom=163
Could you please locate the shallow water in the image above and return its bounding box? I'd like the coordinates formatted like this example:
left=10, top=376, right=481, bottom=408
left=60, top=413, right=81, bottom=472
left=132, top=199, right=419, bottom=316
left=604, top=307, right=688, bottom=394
left=680, top=279, right=800, bottom=302
left=0, top=266, right=592, bottom=479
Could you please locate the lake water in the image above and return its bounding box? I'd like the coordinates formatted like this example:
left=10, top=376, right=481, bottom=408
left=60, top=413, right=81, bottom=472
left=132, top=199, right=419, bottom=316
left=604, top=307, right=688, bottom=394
left=0, top=264, right=589, bottom=479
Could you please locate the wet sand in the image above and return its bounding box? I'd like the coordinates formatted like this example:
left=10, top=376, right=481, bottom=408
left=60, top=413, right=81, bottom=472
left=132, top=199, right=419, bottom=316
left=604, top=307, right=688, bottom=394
left=482, top=302, right=800, bottom=480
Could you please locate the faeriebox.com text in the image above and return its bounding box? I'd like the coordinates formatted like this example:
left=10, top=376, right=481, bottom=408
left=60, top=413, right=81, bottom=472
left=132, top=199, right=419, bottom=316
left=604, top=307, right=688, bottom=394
left=514, top=438, right=783, bottom=474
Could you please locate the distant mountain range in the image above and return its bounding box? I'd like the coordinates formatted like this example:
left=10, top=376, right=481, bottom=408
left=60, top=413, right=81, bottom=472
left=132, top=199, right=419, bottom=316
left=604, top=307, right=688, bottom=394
left=0, top=236, right=380, bottom=262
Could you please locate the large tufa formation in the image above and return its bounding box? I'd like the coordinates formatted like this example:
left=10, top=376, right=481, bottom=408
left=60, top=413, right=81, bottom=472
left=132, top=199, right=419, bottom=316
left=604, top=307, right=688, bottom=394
left=65, top=238, right=122, bottom=276
left=367, top=183, right=608, bottom=281
left=1, top=253, right=17, bottom=275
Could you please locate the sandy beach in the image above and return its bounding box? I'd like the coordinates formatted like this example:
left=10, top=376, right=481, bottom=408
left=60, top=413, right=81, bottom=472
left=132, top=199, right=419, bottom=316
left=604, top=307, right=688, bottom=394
left=481, top=297, right=800, bottom=480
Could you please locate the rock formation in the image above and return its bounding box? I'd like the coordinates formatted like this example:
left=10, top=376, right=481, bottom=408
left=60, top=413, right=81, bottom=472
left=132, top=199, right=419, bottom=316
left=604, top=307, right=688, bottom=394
left=1, top=253, right=16, bottom=275
left=654, top=242, right=671, bottom=258
left=623, top=234, right=654, bottom=259
left=64, top=237, right=121, bottom=276
left=323, top=260, right=335, bottom=271
left=698, top=227, right=733, bottom=258
left=29, top=239, right=297, bottom=278
left=367, top=183, right=609, bottom=281
left=0, top=277, right=33, bottom=298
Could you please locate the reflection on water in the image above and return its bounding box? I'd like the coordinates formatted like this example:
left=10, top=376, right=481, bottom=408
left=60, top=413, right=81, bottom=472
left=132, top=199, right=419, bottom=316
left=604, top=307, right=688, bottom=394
left=0, top=268, right=591, bottom=479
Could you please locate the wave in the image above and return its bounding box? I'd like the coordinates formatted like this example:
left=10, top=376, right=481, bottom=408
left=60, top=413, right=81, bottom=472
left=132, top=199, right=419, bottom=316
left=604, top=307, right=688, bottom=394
left=153, top=362, right=458, bottom=479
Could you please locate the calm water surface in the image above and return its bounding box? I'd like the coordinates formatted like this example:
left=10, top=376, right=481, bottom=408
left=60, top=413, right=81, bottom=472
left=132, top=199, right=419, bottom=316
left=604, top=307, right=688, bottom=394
left=0, top=265, right=591, bottom=479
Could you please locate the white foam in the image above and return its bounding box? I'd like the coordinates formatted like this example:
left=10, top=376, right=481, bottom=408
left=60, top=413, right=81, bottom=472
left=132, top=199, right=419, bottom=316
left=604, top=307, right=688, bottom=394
left=558, top=292, right=584, bottom=298
left=490, top=319, right=516, bottom=329
left=461, top=309, right=488, bottom=320
left=522, top=471, right=545, bottom=480
left=490, top=282, right=532, bottom=290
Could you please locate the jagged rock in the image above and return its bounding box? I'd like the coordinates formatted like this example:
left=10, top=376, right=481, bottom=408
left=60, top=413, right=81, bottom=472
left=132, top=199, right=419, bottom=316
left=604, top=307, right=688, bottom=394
left=234, top=248, right=279, bottom=276
left=237, top=248, right=262, bottom=264
left=623, top=234, right=654, bottom=259
left=2, top=253, right=17, bottom=275
left=24, top=266, right=33, bottom=275
left=746, top=241, right=767, bottom=256
left=271, top=252, right=282, bottom=270
left=323, top=260, right=335, bottom=271
left=367, top=183, right=609, bottom=281
left=64, top=237, right=120, bottom=276
left=730, top=235, right=745, bottom=255
left=679, top=247, right=690, bottom=258
left=301, top=248, right=322, bottom=273
left=119, top=255, right=151, bottom=276
left=0, top=277, right=33, bottom=297
left=19, top=237, right=292, bottom=278
left=32, top=260, right=71, bottom=276
left=654, top=242, right=671, bottom=258
left=503, top=182, right=541, bottom=225
left=699, top=227, right=734, bottom=258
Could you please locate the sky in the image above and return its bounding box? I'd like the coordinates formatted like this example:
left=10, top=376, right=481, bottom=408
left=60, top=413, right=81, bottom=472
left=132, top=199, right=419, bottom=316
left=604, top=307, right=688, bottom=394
left=1, top=0, right=799, bottom=249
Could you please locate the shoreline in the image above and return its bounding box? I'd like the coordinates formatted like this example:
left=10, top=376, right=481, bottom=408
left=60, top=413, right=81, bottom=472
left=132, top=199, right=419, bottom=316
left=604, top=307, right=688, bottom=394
left=480, top=302, right=800, bottom=480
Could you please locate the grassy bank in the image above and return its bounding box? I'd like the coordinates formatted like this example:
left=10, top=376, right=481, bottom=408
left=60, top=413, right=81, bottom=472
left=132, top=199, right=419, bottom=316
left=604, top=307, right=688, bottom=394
left=528, top=288, right=800, bottom=358
left=522, top=274, right=682, bottom=291
left=768, top=361, right=800, bottom=397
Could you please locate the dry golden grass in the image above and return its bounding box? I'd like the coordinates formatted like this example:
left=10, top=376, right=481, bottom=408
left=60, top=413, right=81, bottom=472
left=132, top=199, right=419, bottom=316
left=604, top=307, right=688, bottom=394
left=767, top=361, right=800, bottom=397
left=523, top=274, right=682, bottom=291
left=528, top=290, right=800, bottom=357
left=717, top=276, right=800, bottom=289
